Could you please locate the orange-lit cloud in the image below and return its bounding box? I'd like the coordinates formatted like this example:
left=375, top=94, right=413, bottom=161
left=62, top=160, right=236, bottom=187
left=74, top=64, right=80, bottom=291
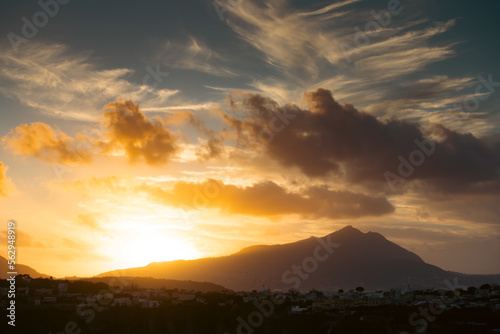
left=2, top=122, right=92, bottom=165
left=0, top=162, right=9, bottom=197
left=0, top=229, right=47, bottom=248
left=102, top=99, right=179, bottom=165
left=62, top=176, right=122, bottom=195
left=77, top=213, right=101, bottom=230
left=141, top=178, right=394, bottom=219
left=2, top=100, right=182, bottom=166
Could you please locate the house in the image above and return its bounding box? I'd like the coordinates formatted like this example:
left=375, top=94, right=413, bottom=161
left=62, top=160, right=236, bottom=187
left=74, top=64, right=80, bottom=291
left=243, top=296, right=256, bottom=303
left=35, top=288, right=53, bottom=296
left=111, top=297, right=132, bottom=307
left=291, top=306, right=308, bottom=313
left=58, top=283, right=68, bottom=294
left=475, top=289, right=489, bottom=298
left=365, top=297, right=391, bottom=307
left=42, top=296, right=57, bottom=303
left=178, top=293, right=195, bottom=301
left=331, top=298, right=356, bottom=310
left=130, top=291, right=150, bottom=298
left=94, top=292, right=113, bottom=303
left=136, top=299, right=160, bottom=308
left=17, top=287, right=29, bottom=294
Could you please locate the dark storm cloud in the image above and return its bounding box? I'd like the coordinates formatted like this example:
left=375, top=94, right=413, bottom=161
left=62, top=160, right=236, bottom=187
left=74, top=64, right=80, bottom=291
left=223, top=89, right=500, bottom=193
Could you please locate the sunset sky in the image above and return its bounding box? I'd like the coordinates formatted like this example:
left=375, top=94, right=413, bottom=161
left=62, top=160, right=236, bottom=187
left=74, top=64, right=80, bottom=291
left=0, top=0, right=499, bottom=278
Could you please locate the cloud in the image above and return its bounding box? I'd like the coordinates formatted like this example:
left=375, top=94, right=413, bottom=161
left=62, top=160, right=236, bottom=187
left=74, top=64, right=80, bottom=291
left=222, top=88, right=500, bottom=194
left=159, top=36, right=237, bottom=77
left=0, top=162, right=11, bottom=197
left=355, top=46, right=454, bottom=80
left=221, top=0, right=490, bottom=137
left=0, top=42, right=178, bottom=121
left=298, top=0, right=361, bottom=17
left=225, top=0, right=334, bottom=78
left=62, top=176, right=123, bottom=195
left=224, top=0, right=455, bottom=79
left=77, top=213, right=102, bottom=230
left=2, top=123, right=92, bottom=165
left=0, top=229, right=48, bottom=248
left=102, top=99, right=179, bottom=165
left=2, top=100, right=181, bottom=166
left=140, top=178, right=395, bottom=219
left=181, top=111, right=226, bottom=161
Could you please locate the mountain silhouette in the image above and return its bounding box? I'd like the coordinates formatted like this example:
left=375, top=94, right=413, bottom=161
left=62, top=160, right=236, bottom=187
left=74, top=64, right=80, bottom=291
left=98, top=226, right=500, bottom=291
left=80, top=276, right=229, bottom=292
left=0, top=255, right=49, bottom=279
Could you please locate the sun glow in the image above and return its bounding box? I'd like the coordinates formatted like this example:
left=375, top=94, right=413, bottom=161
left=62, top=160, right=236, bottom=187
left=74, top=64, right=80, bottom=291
left=108, top=229, right=202, bottom=269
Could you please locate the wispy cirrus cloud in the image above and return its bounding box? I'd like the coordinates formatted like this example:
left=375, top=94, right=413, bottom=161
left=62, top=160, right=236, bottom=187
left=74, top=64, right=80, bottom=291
left=0, top=42, right=179, bottom=121
left=224, top=0, right=454, bottom=79
left=219, top=0, right=493, bottom=136
left=158, top=36, right=237, bottom=77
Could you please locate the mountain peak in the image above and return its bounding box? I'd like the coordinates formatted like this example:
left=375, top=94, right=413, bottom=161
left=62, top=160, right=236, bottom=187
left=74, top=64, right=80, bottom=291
left=96, top=227, right=500, bottom=291
left=333, top=225, right=363, bottom=236
left=339, top=225, right=358, bottom=232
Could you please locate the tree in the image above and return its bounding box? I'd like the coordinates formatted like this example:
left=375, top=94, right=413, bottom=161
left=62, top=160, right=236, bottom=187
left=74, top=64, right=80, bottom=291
left=17, top=274, right=32, bottom=280
left=338, top=289, right=344, bottom=293
left=309, top=289, right=324, bottom=299
left=480, top=284, right=491, bottom=290
left=466, top=286, right=477, bottom=295
left=288, top=288, right=300, bottom=300
left=355, top=286, right=365, bottom=293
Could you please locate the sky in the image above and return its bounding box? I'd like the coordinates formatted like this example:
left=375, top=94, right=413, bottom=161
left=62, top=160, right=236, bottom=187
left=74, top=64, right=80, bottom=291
left=0, top=0, right=499, bottom=278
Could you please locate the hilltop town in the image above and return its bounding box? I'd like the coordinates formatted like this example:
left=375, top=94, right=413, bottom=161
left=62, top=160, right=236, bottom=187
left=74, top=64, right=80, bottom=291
left=1, top=275, right=499, bottom=333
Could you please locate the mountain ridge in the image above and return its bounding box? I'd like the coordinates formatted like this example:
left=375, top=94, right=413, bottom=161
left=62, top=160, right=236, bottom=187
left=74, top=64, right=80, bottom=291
left=0, top=255, right=49, bottom=279
left=97, top=226, right=500, bottom=291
